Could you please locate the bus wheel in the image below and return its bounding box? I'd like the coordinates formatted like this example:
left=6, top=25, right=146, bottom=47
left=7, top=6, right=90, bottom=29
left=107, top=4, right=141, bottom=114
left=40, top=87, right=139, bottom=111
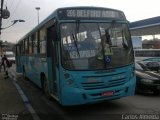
left=42, top=76, right=50, bottom=98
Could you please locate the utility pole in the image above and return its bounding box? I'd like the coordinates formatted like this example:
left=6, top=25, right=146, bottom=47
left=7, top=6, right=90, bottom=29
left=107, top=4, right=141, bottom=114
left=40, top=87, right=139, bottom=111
left=0, top=0, right=4, bottom=34
left=0, top=0, right=10, bottom=35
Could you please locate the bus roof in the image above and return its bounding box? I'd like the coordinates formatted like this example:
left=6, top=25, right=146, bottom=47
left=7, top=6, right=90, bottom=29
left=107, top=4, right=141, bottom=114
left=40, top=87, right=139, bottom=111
left=17, top=6, right=126, bottom=43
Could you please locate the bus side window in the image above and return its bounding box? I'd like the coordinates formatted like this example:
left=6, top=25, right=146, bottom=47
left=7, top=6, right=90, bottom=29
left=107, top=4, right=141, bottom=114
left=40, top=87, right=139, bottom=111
left=40, top=27, right=46, bottom=54
left=23, top=40, right=25, bottom=54
left=31, top=35, right=34, bottom=53
left=29, top=36, right=32, bottom=54
left=19, top=41, right=22, bottom=55
left=25, top=38, right=29, bottom=54
left=33, top=32, right=38, bottom=54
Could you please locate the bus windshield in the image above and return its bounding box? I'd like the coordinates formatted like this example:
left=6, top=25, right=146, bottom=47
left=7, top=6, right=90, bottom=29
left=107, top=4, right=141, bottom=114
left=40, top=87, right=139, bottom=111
left=61, top=22, right=134, bottom=70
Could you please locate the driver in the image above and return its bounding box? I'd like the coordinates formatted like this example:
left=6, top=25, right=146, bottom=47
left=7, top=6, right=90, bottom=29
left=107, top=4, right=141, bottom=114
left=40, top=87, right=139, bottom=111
left=97, top=31, right=113, bottom=60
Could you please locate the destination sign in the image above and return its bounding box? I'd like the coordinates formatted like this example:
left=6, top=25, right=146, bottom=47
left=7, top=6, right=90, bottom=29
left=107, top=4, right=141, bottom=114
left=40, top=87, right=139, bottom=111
left=58, top=8, right=126, bottom=20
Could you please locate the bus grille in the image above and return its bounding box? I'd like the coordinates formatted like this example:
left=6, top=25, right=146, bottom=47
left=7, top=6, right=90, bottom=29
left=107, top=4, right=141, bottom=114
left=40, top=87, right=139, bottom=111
left=81, top=77, right=127, bottom=90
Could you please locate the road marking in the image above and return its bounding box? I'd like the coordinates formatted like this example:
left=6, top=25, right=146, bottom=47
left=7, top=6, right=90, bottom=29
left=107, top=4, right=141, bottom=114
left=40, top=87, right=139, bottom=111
left=9, top=70, right=41, bottom=120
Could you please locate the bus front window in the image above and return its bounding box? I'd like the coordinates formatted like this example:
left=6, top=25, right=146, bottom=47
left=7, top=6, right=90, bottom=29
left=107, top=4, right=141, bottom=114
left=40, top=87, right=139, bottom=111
left=60, top=22, right=134, bottom=70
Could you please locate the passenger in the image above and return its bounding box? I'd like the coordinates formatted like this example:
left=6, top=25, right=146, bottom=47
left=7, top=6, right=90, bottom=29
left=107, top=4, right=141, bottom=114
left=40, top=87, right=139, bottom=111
left=97, top=32, right=113, bottom=61
left=0, top=55, right=6, bottom=72
left=0, top=55, right=10, bottom=78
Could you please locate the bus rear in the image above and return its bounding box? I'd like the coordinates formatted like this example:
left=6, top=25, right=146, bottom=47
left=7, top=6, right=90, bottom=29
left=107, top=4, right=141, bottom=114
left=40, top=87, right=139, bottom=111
left=57, top=7, right=136, bottom=105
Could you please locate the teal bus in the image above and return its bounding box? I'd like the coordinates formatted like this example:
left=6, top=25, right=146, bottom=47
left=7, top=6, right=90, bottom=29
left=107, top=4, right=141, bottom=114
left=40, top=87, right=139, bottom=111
left=15, top=7, right=136, bottom=106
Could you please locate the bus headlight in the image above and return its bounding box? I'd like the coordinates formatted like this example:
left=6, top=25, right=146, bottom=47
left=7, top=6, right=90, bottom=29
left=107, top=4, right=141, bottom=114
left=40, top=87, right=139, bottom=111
left=63, top=72, right=77, bottom=86
left=141, top=79, right=153, bottom=84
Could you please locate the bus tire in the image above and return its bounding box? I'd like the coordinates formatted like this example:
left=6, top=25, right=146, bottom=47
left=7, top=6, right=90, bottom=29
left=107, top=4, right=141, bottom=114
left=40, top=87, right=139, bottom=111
left=41, top=75, right=51, bottom=99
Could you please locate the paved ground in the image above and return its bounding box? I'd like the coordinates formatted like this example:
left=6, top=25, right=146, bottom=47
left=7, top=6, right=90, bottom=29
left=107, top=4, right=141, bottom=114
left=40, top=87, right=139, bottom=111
left=17, top=76, right=160, bottom=120
left=4, top=65, right=160, bottom=120
left=0, top=70, right=32, bottom=120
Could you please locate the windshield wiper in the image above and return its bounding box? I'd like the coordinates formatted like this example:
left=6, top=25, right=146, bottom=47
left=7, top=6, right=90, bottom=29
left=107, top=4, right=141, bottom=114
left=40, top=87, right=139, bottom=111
left=122, top=30, right=129, bottom=49
left=104, top=29, right=113, bottom=54
left=97, top=23, right=107, bottom=68
left=72, top=34, right=80, bottom=57
left=72, top=20, right=81, bottom=57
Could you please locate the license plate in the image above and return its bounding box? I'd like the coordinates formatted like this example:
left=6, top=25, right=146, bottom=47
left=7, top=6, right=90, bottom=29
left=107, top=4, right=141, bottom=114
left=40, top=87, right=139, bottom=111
left=157, top=86, right=160, bottom=90
left=101, top=91, right=114, bottom=96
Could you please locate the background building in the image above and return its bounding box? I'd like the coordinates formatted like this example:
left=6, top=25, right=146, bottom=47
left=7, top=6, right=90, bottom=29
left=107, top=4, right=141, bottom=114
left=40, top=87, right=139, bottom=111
left=0, top=40, right=15, bottom=55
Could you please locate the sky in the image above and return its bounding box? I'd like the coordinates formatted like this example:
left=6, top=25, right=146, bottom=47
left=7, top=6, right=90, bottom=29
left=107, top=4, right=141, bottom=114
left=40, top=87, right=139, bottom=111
left=1, top=0, right=160, bottom=43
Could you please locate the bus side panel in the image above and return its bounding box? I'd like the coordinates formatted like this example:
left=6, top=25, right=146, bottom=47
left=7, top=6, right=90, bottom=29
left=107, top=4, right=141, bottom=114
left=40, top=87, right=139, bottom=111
left=24, top=55, right=48, bottom=88
left=16, top=56, right=23, bottom=73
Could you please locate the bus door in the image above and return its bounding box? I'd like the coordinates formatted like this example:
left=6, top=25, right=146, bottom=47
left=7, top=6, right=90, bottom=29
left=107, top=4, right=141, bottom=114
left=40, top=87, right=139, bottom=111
left=47, top=25, right=58, bottom=96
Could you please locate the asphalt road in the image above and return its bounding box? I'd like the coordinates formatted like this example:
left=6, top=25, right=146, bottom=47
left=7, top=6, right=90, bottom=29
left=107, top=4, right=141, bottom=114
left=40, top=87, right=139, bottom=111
left=15, top=75, right=160, bottom=120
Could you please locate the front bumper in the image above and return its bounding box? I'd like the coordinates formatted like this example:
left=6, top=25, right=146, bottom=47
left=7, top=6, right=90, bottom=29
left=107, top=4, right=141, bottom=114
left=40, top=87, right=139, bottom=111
left=60, top=78, right=136, bottom=106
